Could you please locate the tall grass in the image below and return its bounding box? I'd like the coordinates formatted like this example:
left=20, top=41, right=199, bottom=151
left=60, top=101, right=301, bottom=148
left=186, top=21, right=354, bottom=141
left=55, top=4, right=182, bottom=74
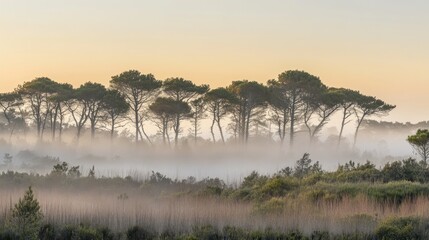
left=2, top=185, right=429, bottom=235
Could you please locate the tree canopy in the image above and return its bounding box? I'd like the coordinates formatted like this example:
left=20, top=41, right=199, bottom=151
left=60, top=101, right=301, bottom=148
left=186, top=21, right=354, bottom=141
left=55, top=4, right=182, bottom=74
left=407, top=129, right=429, bottom=162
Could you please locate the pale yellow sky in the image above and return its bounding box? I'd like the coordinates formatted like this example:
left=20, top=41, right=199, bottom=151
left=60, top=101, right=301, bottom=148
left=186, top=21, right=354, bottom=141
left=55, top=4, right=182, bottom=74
left=1, top=1, right=428, bottom=122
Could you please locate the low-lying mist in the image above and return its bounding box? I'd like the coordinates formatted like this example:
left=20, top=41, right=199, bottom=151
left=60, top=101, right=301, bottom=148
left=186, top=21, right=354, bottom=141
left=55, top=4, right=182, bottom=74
left=0, top=122, right=417, bottom=183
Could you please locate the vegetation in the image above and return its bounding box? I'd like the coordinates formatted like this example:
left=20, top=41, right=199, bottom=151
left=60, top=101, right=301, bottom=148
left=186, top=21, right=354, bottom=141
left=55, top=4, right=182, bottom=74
left=407, top=129, right=429, bottom=162
left=1, top=155, right=429, bottom=239
left=0, top=70, right=395, bottom=147
left=7, top=186, right=43, bottom=240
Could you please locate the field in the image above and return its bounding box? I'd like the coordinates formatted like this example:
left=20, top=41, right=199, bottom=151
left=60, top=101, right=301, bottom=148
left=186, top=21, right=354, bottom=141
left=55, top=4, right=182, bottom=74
left=2, top=155, right=429, bottom=239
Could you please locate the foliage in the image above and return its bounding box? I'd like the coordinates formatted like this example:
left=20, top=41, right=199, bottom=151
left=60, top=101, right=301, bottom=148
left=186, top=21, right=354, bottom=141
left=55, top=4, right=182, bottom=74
left=126, top=226, right=156, bottom=240
left=8, top=186, right=43, bottom=240
left=375, top=217, right=426, bottom=240
left=407, top=129, right=429, bottom=162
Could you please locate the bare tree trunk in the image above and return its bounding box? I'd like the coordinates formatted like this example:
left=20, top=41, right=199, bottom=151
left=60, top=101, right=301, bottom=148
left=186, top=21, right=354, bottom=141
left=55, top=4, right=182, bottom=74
left=338, top=109, right=347, bottom=146
left=210, top=110, right=216, bottom=143
left=216, top=111, right=225, bottom=143
left=134, top=108, right=139, bottom=143
left=174, top=114, right=180, bottom=146
left=354, top=115, right=365, bottom=148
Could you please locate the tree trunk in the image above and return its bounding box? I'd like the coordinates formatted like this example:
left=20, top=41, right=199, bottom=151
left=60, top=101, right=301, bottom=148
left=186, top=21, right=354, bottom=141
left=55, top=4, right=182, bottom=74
left=174, top=114, right=180, bottom=146
left=289, top=98, right=296, bottom=146
left=210, top=109, right=216, bottom=143
left=353, top=114, right=366, bottom=148
left=110, top=116, right=115, bottom=139
left=216, top=111, right=225, bottom=143
left=338, top=108, right=347, bottom=146
left=134, top=102, right=139, bottom=143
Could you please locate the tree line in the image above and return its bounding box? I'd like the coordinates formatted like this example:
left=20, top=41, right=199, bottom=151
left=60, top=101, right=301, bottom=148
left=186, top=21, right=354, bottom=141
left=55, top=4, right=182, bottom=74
left=0, top=70, right=395, bottom=146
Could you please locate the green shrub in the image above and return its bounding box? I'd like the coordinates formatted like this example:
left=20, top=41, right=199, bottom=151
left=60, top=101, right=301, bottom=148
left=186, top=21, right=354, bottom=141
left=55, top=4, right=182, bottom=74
left=375, top=217, right=423, bottom=240
left=192, top=225, right=222, bottom=240
left=39, top=224, right=57, bottom=240
left=254, top=197, right=285, bottom=215
left=256, top=177, right=298, bottom=201
left=127, top=226, right=156, bottom=240
left=367, top=181, right=429, bottom=204
left=223, top=226, right=247, bottom=240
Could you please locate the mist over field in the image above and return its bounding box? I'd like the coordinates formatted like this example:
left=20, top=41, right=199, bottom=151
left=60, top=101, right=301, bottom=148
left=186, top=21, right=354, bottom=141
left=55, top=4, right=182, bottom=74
left=0, top=120, right=419, bottom=182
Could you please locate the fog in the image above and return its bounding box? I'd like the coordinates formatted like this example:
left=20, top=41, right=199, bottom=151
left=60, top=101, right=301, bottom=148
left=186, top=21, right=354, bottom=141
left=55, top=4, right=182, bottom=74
left=0, top=119, right=420, bottom=182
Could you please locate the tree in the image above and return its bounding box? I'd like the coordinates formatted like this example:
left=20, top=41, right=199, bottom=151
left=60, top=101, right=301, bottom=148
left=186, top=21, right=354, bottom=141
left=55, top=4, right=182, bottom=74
left=64, top=88, right=89, bottom=140
left=75, top=82, right=108, bottom=139
left=353, top=95, right=395, bottom=147
left=304, top=88, right=342, bottom=142
left=277, top=70, right=325, bottom=146
left=227, top=80, right=267, bottom=143
left=102, top=89, right=130, bottom=139
left=163, top=77, right=209, bottom=146
left=110, top=70, right=162, bottom=143
left=149, top=97, right=191, bottom=146
left=0, top=92, right=23, bottom=126
left=48, top=83, right=73, bottom=141
left=8, top=186, right=43, bottom=240
left=205, top=87, right=237, bottom=143
left=267, top=79, right=290, bottom=143
left=18, top=77, right=60, bottom=138
left=407, top=129, right=429, bottom=162
left=189, top=97, right=207, bottom=144
left=333, top=88, right=361, bottom=146
left=294, top=153, right=321, bottom=179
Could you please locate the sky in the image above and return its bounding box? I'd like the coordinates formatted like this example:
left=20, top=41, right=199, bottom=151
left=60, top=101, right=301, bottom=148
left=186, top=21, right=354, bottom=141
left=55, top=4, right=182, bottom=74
left=1, top=0, right=428, bottom=123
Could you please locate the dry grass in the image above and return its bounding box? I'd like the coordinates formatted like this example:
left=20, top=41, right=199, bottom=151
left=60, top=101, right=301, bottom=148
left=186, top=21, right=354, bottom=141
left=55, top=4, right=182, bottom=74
left=2, top=186, right=429, bottom=234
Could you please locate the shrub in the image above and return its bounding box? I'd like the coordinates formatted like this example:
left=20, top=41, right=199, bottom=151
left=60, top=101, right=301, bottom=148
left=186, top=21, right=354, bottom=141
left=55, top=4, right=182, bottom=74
left=223, top=226, right=247, bottom=240
left=192, top=225, right=222, bottom=240
left=127, top=226, right=156, bottom=240
left=375, top=217, right=423, bottom=240
left=254, top=197, right=285, bottom=215
left=256, top=176, right=298, bottom=201
left=39, top=224, right=57, bottom=240
left=8, top=186, right=43, bottom=240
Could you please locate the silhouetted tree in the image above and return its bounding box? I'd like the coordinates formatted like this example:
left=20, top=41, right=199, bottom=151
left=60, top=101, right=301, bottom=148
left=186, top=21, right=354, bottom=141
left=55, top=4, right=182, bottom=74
left=64, top=88, right=89, bottom=140
left=333, top=88, right=361, bottom=146
left=353, top=95, right=395, bottom=147
left=205, top=87, right=237, bottom=143
left=227, top=81, right=267, bottom=143
left=110, top=70, right=162, bottom=143
left=305, top=88, right=342, bottom=142
left=189, top=97, right=207, bottom=144
left=18, top=77, right=60, bottom=138
left=75, top=82, right=108, bottom=139
left=163, top=77, right=208, bottom=146
left=149, top=97, right=191, bottom=146
left=48, top=83, right=73, bottom=141
left=0, top=92, right=23, bottom=126
left=267, top=79, right=290, bottom=143
left=277, top=70, right=325, bottom=146
left=103, top=89, right=130, bottom=139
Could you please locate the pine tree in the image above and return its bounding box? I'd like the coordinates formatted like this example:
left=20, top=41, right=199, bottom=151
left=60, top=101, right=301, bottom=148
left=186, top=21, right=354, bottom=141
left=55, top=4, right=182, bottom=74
left=9, top=186, right=43, bottom=240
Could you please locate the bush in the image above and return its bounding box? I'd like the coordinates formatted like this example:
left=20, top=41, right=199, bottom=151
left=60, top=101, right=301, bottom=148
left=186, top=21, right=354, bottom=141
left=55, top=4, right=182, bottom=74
left=222, top=226, right=247, bottom=240
left=127, top=226, right=156, bottom=240
left=256, top=176, right=298, bottom=201
left=375, top=217, right=424, bottom=240
left=254, top=197, right=285, bottom=215
left=8, top=186, right=43, bottom=240
left=367, top=181, right=429, bottom=204
left=192, top=225, right=222, bottom=240
left=39, top=224, right=57, bottom=240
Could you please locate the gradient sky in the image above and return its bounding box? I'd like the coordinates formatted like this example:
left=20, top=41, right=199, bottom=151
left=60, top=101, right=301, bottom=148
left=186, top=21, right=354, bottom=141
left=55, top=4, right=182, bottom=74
left=1, top=0, right=428, bottom=122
